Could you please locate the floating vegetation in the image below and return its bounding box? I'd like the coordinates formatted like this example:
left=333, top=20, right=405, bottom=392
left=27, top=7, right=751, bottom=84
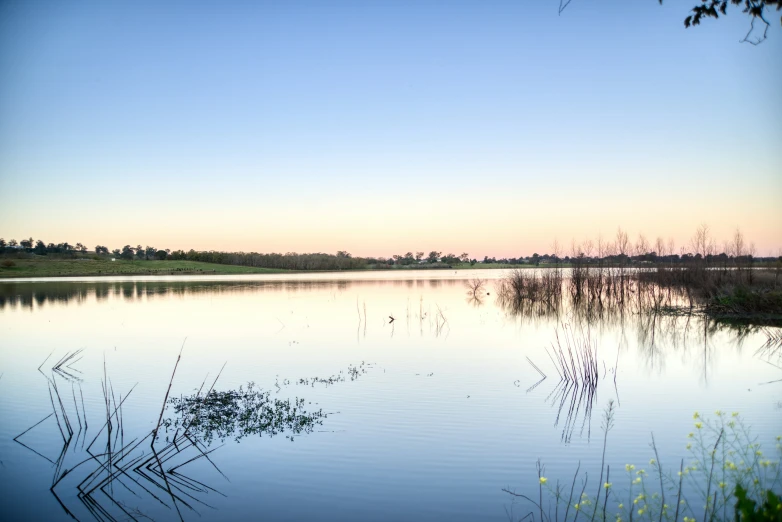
left=162, top=384, right=327, bottom=444
left=13, top=348, right=375, bottom=521
left=296, top=361, right=372, bottom=387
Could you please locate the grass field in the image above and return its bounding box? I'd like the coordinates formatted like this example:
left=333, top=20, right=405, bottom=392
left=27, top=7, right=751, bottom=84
left=450, top=263, right=572, bottom=270
left=0, top=257, right=289, bottom=278
left=0, top=256, right=574, bottom=279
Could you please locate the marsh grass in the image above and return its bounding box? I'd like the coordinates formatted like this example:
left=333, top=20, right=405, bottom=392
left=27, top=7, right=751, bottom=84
left=505, top=407, right=782, bottom=522
left=13, top=348, right=357, bottom=521
left=497, top=265, right=782, bottom=327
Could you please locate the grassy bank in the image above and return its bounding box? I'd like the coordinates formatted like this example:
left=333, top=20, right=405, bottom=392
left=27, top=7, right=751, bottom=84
left=0, top=257, right=289, bottom=278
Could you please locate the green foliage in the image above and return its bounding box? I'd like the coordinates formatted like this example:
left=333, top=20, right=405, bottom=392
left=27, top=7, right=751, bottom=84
left=734, top=484, right=782, bottom=521
left=161, top=383, right=327, bottom=444
left=507, top=410, right=782, bottom=522
left=0, top=257, right=287, bottom=278
left=662, top=0, right=781, bottom=44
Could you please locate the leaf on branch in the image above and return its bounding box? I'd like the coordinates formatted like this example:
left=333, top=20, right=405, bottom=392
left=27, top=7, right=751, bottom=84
left=685, top=15, right=693, bottom=27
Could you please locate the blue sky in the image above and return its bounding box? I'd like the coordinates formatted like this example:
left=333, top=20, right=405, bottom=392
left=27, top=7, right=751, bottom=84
left=1, top=0, right=780, bottom=257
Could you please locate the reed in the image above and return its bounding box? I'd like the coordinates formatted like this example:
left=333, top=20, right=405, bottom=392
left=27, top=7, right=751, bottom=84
left=504, top=408, right=781, bottom=522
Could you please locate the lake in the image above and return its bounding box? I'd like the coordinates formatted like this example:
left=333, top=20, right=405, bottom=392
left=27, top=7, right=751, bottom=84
left=0, top=269, right=779, bottom=521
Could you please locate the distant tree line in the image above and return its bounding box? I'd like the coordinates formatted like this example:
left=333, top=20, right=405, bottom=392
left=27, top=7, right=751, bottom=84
left=165, top=249, right=366, bottom=270
left=1, top=225, right=779, bottom=271
left=0, top=237, right=89, bottom=255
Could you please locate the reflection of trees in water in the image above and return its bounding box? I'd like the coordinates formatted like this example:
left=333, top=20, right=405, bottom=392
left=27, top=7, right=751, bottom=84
left=0, top=278, right=463, bottom=310
left=498, top=279, right=773, bottom=381
left=501, top=282, right=779, bottom=442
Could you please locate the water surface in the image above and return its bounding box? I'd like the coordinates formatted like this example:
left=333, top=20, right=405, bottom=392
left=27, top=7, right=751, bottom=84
left=0, top=270, right=778, bottom=521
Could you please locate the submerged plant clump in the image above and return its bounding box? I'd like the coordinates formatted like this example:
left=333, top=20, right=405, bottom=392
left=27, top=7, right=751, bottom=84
left=506, top=410, right=781, bottom=522
left=162, top=382, right=327, bottom=444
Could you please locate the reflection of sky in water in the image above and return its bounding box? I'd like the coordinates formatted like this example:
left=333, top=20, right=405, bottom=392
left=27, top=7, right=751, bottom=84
left=0, top=270, right=779, bottom=521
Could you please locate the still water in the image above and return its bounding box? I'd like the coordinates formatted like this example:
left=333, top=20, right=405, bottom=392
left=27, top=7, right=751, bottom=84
left=0, top=270, right=778, bottom=521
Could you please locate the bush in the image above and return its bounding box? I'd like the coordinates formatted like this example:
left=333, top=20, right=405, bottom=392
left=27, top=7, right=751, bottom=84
left=1, top=260, right=15, bottom=268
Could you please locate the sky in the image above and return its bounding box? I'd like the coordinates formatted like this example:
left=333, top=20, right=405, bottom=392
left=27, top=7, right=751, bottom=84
left=1, top=0, right=780, bottom=258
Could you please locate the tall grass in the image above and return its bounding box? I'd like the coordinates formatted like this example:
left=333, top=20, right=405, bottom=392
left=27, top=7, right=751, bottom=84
left=504, top=407, right=781, bottom=522
left=497, top=264, right=781, bottom=325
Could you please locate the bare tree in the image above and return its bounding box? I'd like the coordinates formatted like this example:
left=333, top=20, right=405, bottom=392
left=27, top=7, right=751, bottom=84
left=731, top=228, right=745, bottom=259
left=690, top=223, right=715, bottom=259
left=615, top=228, right=630, bottom=257
left=465, top=278, right=486, bottom=297
left=635, top=233, right=650, bottom=257
left=582, top=239, right=594, bottom=258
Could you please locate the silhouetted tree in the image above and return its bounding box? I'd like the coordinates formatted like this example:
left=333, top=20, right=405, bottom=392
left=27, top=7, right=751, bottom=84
left=427, top=251, right=441, bottom=263
left=34, top=240, right=47, bottom=255
left=562, top=0, right=781, bottom=44
left=667, top=0, right=781, bottom=44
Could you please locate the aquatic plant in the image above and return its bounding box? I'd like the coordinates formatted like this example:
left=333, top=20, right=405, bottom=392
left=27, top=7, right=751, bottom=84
left=504, top=408, right=782, bottom=522
left=162, top=383, right=327, bottom=444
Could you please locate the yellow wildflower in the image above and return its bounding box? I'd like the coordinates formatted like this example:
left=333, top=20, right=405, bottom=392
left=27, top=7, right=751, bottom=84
left=574, top=503, right=580, bottom=510
left=719, top=482, right=726, bottom=489
left=686, top=443, right=692, bottom=450
left=695, top=422, right=703, bottom=429
left=693, top=412, right=700, bottom=419
left=625, top=464, right=635, bottom=472
left=633, top=477, right=642, bottom=484
left=604, top=482, right=612, bottom=489
left=539, top=477, right=547, bottom=484
left=715, top=410, right=722, bottom=416
left=731, top=412, right=739, bottom=417
left=687, top=432, right=694, bottom=438
left=638, top=508, right=645, bottom=516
